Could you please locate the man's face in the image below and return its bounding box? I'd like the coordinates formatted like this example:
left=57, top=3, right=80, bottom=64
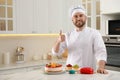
left=72, top=12, right=87, bottom=28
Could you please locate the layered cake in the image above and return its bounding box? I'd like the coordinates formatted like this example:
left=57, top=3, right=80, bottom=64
left=45, top=62, right=62, bottom=72
left=66, top=64, right=72, bottom=71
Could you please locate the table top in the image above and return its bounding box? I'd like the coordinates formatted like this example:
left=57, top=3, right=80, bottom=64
left=0, top=69, right=120, bottom=80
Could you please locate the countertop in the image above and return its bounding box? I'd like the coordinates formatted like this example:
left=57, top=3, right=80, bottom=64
left=0, top=59, right=120, bottom=80
left=0, top=69, right=120, bottom=80
left=0, top=59, right=66, bottom=71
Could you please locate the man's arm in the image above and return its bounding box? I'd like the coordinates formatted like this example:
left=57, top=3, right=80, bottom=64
left=93, top=31, right=108, bottom=74
left=53, top=40, right=61, bottom=53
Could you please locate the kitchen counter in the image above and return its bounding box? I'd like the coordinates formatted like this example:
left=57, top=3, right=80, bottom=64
left=0, top=59, right=120, bottom=80
left=0, top=69, right=120, bottom=80
left=0, top=59, right=66, bottom=75
left=0, top=59, right=66, bottom=71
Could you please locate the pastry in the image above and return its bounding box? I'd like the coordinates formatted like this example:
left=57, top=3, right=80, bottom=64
left=45, top=62, right=62, bottom=72
left=72, top=64, right=79, bottom=71
left=66, top=64, right=72, bottom=71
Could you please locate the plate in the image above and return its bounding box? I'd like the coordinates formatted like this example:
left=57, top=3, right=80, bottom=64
left=44, top=70, right=66, bottom=75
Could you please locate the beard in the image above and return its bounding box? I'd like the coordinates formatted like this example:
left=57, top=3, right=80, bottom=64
left=73, top=20, right=86, bottom=28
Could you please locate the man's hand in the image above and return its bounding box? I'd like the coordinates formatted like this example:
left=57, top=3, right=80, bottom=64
left=97, top=60, right=108, bottom=74
left=97, top=67, right=108, bottom=74
left=57, top=30, right=65, bottom=43
left=53, top=30, right=65, bottom=53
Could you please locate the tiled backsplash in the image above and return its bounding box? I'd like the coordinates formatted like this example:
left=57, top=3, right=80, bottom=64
left=0, top=35, right=58, bottom=65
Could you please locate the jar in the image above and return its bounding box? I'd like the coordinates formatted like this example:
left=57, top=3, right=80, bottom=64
left=43, top=54, right=47, bottom=60
left=3, top=52, right=10, bottom=65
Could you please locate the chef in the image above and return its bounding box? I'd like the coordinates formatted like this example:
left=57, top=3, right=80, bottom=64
left=52, top=5, right=108, bottom=74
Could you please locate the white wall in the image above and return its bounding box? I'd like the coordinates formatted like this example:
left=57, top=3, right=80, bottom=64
left=0, top=36, right=57, bottom=65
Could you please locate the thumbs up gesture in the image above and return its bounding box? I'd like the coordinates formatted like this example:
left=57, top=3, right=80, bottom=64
left=58, top=30, right=65, bottom=43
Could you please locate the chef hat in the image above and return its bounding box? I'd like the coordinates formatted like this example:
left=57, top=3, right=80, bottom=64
left=70, top=5, right=86, bottom=17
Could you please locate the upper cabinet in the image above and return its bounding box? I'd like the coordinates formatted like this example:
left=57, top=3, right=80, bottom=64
left=33, top=0, right=48, bottom=34
left=0, top=0, right=82, bottom=34
left=33, top=0, right=81, bottom=34
left=48, top=0, right=81, bottom=33
left=0, top=0, right=15, bottom=34
left=101, top=0, right=120, bottom=14
left=81, top=0, right=101, bottom=30
left=15, top=0, right=34, bottom=34
left=0, top=0, right=102, bottom=34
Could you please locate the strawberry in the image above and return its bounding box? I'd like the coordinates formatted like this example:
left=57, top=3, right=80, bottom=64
left=46, top=64, right=51, bottom=67
left=66, top=64, right=72, bottom=67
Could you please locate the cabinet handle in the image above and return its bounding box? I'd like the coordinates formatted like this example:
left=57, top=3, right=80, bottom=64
left=32, top=31, right=37, bottom=33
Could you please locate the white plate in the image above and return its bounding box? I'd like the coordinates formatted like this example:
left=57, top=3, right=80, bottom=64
left=44, top=70, right=66, bottom=75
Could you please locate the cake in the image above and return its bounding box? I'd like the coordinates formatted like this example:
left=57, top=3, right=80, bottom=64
left=66, top=64, right=72, bottom=71
left=45, top=62, right=62, bottom=72
left=72, top=64, right=79, bottom=71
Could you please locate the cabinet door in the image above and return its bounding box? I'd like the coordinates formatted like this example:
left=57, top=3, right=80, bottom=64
left=15, top=0, right=85, bottom=34
left=47, top=0, right=64, bottom=33
left=33, top=0, right=48, bottom=33
left=101, top=0, right=120, bottom=14
left=0, top=0, right=16, bottom=34
left=81, top=0, right=101, bottom=30
left=33, top=0, right=78, bottom=34
left=16, top=0, right=33, bottom=33
left=48, top=0, right=81, bottom=33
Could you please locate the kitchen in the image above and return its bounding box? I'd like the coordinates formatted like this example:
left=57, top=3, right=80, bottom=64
left=0, top=0, right=120, bottom=80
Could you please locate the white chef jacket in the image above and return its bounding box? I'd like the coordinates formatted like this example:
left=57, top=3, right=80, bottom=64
left=52, top=27, right=107, bottom=70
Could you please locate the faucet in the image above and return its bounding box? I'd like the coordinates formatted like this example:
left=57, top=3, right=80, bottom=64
left=16, top=47, right=24, bottom=54
left=16, top=47, right=25, bottom=63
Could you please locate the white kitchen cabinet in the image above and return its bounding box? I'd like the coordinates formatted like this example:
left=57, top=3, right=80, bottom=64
left=61, top=0, right=81, bottom=33
left=15, top=0, right=49, bottom=34
left=2, top=0, right=83, bottom=34
left=100, top=0, right=120, bottom=14
left=47, top=0, right=64, bottom=33
left=15, top=0, right=82, bottom=34
left=0, top=0, right=16, bottom=34
left=33, top=0, right=48, bottom=34
left=81, top=0, right=101, bottom=30
left=0, top=0, right=102, bottom=34
left=0, top=0, right=100, bottom=34
left=15, top=0, right=34, bottom=34
left=34, top=0, right=81, bottom=34
left=0, top=0, right=34, bottom=34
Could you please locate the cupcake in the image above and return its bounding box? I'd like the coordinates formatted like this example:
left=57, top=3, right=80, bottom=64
left=66, top=64, right=72, bottom=71
left=72, top=64, right=79, bottom=71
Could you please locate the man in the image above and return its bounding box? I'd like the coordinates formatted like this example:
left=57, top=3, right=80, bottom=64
left=52, top=5, right=108, bottom=74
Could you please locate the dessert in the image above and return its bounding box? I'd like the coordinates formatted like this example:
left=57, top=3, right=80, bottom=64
left=66, top=64, right=72, bottom=71
left=80, top=67, right=94, bottom=74
left=69, top=70, right=76, bottom=74
left=45, top=62, right=62, bottom=72
left=72, top=64, right=79, bottom=71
